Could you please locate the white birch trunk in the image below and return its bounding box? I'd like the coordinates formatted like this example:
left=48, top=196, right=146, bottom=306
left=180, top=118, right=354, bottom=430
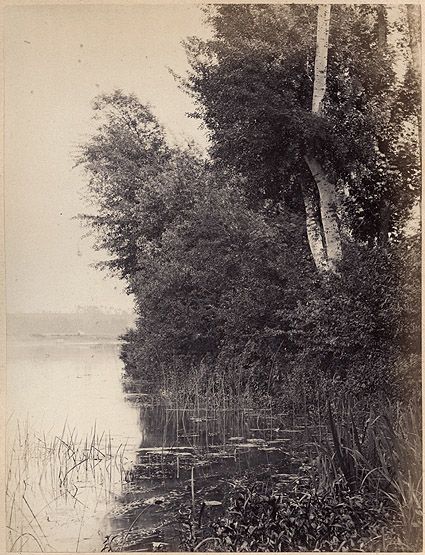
left=302, top=184, right=329, bottom=272
left=304, top=156, right=342, bottom=272
left=304, top=5, right=342, bottom=272
left=312, top=5, right=331, bottom=115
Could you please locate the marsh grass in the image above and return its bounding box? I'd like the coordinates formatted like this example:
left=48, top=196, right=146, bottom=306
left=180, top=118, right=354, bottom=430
left=176, top=392, right=422, bottom=552
left=311, top=398, right=422, bottom=550
left=6, top=419, right=131, bottom=552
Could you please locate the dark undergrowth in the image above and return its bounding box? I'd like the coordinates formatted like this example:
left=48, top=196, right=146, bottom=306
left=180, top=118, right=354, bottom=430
left=180, top=463, right=421, bottom=552
left=178, top=398, right=422, bottom=552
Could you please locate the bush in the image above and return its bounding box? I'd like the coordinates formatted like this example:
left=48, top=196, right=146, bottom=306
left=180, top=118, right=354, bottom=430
left=210, top=485, right=393, bottom=551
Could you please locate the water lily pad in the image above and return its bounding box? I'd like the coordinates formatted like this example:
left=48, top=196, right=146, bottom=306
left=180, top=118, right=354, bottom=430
left=204, top=500, right=222, bottom=507
left=268, top=439, right=290, bottom=444
left=152, top=541, right=168, bottom=551
left=144, top=496, right=165, bottom=505
left=137, top=446, right=194, bottom=453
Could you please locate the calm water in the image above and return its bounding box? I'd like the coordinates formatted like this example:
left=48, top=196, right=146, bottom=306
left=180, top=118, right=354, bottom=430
left=7, top=339, right=140, bottom=441
left=7, top=338, right=142, bottom=552
left=6, top=338, right=304, bottom=552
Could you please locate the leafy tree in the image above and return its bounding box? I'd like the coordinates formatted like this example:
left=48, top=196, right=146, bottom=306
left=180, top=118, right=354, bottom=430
left=285, top=237, right=421, bottom=405
left=180, top=5, right=420, bottom=249
left=77, top=8, right=420, bottom=407
left=121, top=171, right=314, bottom=391
left=77, top=90, right=314, bottom=392
left=77, top=11, right=421, bottom=544
left=76, top=90, right=203, bottom=284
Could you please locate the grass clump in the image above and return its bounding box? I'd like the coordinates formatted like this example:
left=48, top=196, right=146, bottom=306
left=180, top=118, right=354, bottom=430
left=6, top=420, right=130, bottom=552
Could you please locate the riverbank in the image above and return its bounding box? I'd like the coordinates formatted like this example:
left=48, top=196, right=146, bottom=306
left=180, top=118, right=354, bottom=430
left=102, top=400, right=422, bottom=552
left=7, top=397, right=421, bottom=552
left=6, top=339, right=421, bottom=552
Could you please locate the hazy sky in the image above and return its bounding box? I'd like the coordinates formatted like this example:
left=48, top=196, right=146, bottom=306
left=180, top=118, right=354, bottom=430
left=5, top=4, right=210, bottom=314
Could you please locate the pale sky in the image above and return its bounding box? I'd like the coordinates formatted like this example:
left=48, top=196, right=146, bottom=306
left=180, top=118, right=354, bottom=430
left=5, top=4, right=210, bottom=314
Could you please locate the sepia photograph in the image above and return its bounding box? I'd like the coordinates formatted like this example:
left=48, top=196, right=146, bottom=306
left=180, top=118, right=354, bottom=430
left=4, top=2, right=422, bottom=552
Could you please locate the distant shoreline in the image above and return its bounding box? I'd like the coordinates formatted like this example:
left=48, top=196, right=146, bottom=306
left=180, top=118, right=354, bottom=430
left=7, top=311, right=135, bottom=339
left=7, top=334, right=125, bottom=346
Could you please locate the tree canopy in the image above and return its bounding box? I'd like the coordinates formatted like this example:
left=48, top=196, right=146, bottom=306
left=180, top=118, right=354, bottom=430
left=181, top=5, right=420, bottom=245
left=74, top=8, right=421, bottom=549
left=77, top=5, right=420, bottom=406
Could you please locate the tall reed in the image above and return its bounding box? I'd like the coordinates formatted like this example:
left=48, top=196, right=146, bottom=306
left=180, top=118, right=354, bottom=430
left=312, top=396, right=422, bottom=550
left=6, top=420, right=130, bottom=552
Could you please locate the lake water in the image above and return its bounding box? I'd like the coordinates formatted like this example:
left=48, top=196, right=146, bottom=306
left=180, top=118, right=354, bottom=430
left=6, top=338, right=142, bottom=552
left=6, top=338, right=305, bottom=552
left=7, top=339, right=141, bottom=443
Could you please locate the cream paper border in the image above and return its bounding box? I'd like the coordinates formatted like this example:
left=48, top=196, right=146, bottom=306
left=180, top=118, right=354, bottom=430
left=0, top=1, right=423, bottom=554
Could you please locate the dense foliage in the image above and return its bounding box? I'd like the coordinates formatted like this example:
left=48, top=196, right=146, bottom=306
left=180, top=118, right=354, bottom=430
left=209, top=485, right=397, bottom=551
left=77, top=5, right=421, bottom=550
left=181, top=5, right=420, bottom=244
left=181, top=462, right=420, bottom=552
left=77, top=5, right=420, bottom=405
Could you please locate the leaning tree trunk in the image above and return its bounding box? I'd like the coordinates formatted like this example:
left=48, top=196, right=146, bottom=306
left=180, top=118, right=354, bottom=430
left=301, top=181, right=329, bottom=272
left=304, top=157, right=342, bottom=272
left=303, top=4, right=342, bottom=273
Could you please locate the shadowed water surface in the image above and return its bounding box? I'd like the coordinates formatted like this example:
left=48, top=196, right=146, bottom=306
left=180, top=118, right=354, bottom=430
left=104, top=403, right=311, bottom=551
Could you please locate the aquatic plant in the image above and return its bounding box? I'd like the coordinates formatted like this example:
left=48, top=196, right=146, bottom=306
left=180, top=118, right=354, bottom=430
left=313, top=398, right=422, bottom=550
left=208, top=482, right=395, bottom=551
left=176, top=397, right=422, bottom=552
left=6, top=420, right=130, bottom=552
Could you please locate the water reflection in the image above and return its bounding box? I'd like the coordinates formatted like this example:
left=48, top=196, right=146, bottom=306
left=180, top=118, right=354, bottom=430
left=7, top=339, right=141, bottom=446
left=6, top=338, right=141, bottom=552
left=105, top=404, right=307, bottom=552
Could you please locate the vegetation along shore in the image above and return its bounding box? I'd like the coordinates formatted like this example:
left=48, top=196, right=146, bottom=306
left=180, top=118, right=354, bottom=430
left=75, top=5, right=421, bottom=552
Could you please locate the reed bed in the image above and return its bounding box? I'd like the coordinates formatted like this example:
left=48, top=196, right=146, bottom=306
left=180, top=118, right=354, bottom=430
left=6, top=419, right=131, bottom=552
left=309, top=398, right=422, bottom=550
